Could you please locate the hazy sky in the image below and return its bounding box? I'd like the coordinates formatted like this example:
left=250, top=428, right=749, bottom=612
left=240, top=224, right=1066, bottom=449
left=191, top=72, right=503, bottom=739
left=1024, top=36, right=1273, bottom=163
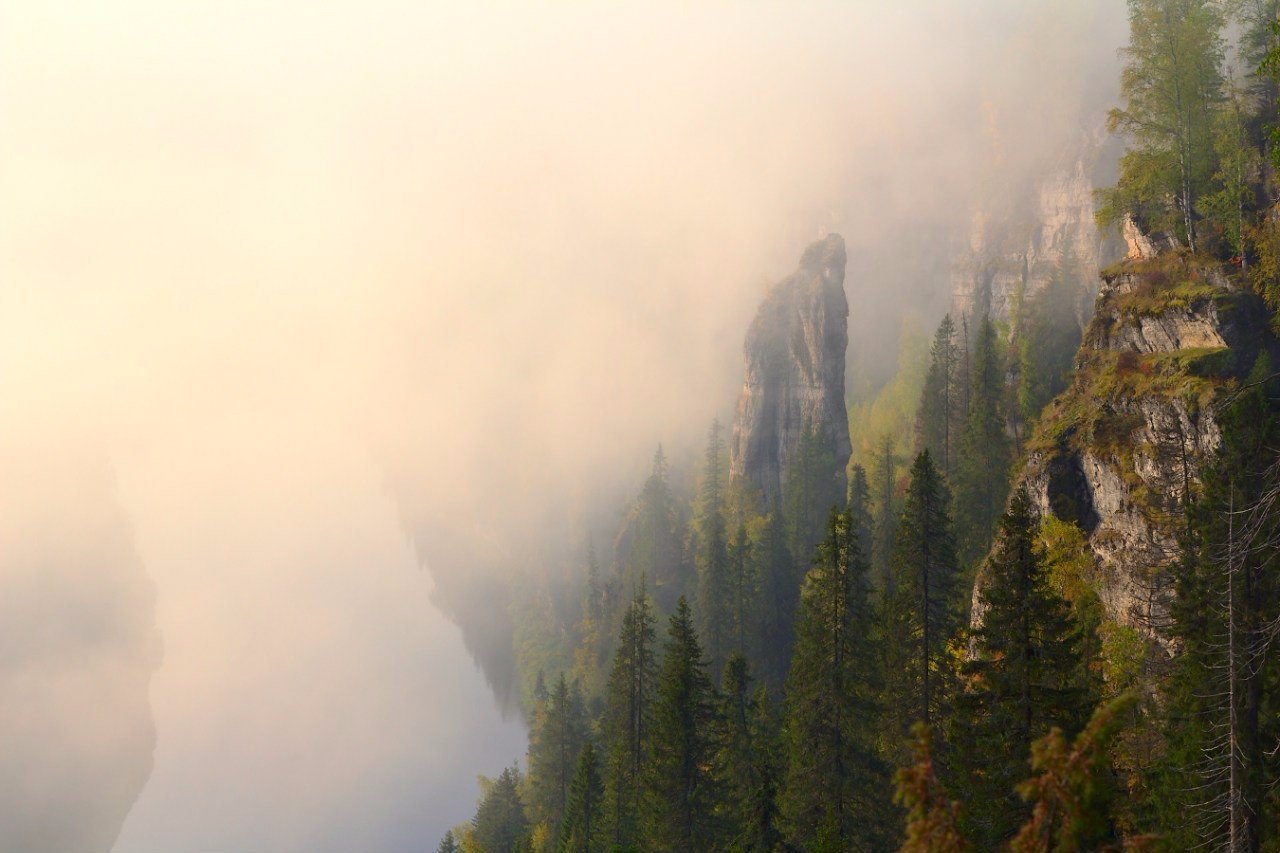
left=0, top=1, right=1127, bottom=849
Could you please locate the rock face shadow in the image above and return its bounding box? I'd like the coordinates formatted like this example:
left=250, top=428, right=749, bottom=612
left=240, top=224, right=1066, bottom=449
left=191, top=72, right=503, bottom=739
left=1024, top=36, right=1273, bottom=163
left=0, top=438, right=160, bottom=853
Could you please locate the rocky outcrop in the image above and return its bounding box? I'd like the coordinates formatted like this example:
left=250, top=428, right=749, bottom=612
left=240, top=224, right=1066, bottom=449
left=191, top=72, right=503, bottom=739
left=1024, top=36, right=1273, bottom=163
left=730, top=233, right=852, bottom=503
left=1004, top=256, right=1271, bottom=650
left=951, top=125, right=1124, bottom=329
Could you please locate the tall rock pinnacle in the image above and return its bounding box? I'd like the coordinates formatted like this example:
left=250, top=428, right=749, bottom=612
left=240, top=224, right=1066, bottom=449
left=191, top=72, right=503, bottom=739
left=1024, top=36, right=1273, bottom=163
left=730, top=233, right=852, bottom=505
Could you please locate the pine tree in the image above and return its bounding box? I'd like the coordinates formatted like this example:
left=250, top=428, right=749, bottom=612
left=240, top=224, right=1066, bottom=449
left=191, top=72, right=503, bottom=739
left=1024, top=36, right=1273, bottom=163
left=558, top=742, right=604, bottom=853
left=642, top=597, right=720, bottom=851
left=715, top=654, right=783, bottom=853
left=950, top=487, right=1092, bottom=847
left=436, top=829, right=461, bottom=853
left=953, top=316, right=1011, bottom=567
left=783, top=424, right=840, bottom=567
left=916, top=314, right=962, bottom=481
left=781, top=508, right=890, bottom=851
left=527, top=674, right=589, bottom=837
left=1154, top=355, right=1280, bottom=851
left=871, top=433, right=900, bottom=592
left=848, top=463, right=873, bottom=556
left=473, top=765, right=530, bottom=853
left=624, top=446, right=684, bottom=611
left=882, top=450, right=962, bottom=767
left=696, top=419, right=732, bottom=671
left=726, top=522, right=757, bottom=662
left=601, top=590, right=657, bottom=850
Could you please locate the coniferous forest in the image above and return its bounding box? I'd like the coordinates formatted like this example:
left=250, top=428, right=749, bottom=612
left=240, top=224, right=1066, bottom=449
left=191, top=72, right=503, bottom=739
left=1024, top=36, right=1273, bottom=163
left=445, top=4, right=1280, bottom=851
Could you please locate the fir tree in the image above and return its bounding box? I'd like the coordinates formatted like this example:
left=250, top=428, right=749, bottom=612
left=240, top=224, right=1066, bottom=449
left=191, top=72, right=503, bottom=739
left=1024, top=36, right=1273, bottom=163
left=848, top=463, right=873, bottom=557
left=527, top=673, right=589, bottom=837
left=726, top=522, right=757, bottom=662
left=473, top=765, right=530, bottom=853
left=558, top=741, right=604, bottom=853
left=950, top=487, right=1092, bottom=847
left=781, top=508, right=890, bottom=851
left=871, top=433, right=900, bottom=593
left=624, top=446, right=684, bottom=611
left=715, top=654, right=783, bottom=853
left=642, top=597, right=720, bottom=851
left=436, top=829, right=461, bottom=853
left=953, top=316, right=1011, bottom=567
left=696, top=419, right=732, bottom=671
left=916, top=314, right=962, bottom=481
left=882, top=450, right=962, bottom=767
left=601, top=589, right=657, bottom=850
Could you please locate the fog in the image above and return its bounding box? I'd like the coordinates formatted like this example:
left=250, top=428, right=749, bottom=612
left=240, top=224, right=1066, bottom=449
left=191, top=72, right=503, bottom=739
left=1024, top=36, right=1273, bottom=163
left=1, top=1, right=1127, bottom=849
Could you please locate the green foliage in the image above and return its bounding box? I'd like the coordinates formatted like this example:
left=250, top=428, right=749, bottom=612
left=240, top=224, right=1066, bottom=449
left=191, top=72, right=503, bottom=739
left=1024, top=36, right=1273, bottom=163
left=620, top=446, right=685, bottom=612
left=601, top=589, right=656, bottom=851
left=847, top=316, right=929, bottom=475
left=437, top=829, right=461, bottom=853
left=715, top=655, right=783, bottom=853
left=781, top=508, right=890, bottom=851
left=954, top=317, right=1012, bottom=567
left=473, top=765, right=530, bottom=853
left=951, top=489, right=1093, bottom=848
left=782, top=424, right=840, bottom=567
left=526, top=674, right=589, bottom=836
left=695, top=419, right=732, bottom=671
left=558, top=742, right=604, bottom=853
left=1102, top=0, right=1225, bottom=250
left=916, top=314, right=964, bottom=481
left=882, top=450, right=963, bottom=767
left=752, top=508, right=796, bottom=695
left=642, top=597, right=720, bottom=851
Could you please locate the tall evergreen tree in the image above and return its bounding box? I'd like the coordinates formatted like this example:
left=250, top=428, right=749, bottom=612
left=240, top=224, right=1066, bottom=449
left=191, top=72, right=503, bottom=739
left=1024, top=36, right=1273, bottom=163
left=726, top=522, right=757, bottom=662
left=602, top=590, right=657, bottom=851
left=871, top=433, right=900, bottom=592
left=781, top=508, right=890, bottom=851
left=623, top=446, right=684, bottom=611
left=696, top=419, right=732, bottom=671
left=916, top=314, right=962, bottom=481
left=882, top=450, right=962, bottom=767
left=473, top=765, right=530, bottom=853
left=953, top=316, right=1011, bottom=567
left=716, top=654, right=783, bottom=853
left=436, top=829, right=461, bottom=853
left=784, top=424, right=840, bottom=566
left=642, top=597, right=720, bottom=851
left=848, top=463, right=873, bottom=555
left=950, top=488, right=1092, bottom=848
left=527, top=674, right=589, bottom=837
left=558, top=742, right=605, bottom=853
left=1154, top=356, right=1280, bottom=851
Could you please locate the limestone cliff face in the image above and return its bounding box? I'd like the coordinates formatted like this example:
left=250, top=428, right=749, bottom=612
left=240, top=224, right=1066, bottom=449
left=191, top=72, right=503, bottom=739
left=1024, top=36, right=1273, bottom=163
left=730, top=233, right=852, bottom=503
left=951, top=126, right=1124, bottom=329
left=1000, top=255, right=1272, bottom=649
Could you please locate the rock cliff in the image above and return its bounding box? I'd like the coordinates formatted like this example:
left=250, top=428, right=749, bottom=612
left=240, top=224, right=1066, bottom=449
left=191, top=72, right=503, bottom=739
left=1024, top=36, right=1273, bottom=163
left=1001, top=253, right=1273, bottom=650
left=730, top=233, right=852, bottom=503
left=951, top=126, right=1124, bottom=329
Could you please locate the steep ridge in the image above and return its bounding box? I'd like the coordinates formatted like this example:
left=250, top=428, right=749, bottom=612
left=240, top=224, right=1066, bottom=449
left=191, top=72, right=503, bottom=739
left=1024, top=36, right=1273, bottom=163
left=730, top=233, right=852, bottom=504
left=996, top=249, right=1274, bottom=651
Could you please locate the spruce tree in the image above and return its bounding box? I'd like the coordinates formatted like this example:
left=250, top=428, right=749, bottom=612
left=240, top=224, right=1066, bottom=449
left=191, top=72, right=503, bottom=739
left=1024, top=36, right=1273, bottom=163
left=950, top=487, right=1092, bottom=847
left=696, top=419, right=732, bottom=671
left=848, top=463, right=873, bottom=556
left=527, top=674, right=589, bottom=837
left=715, top=654, right=783, bottom=853
left=781, top=508, right=889, bottom=851
left=601, top=590, right=657, bottom=850
left=624, top=446, right=684, bottom=611
left=953, top=316, right=1011, bottom=567
left=1154, top=356, right=1280, bottom=851
left=642, top=597, right=720, bottom=851
left=726, top=522, right=757, bottom=662
left=882, top=450, right=962, bottom=767
left=916, top=314, right=961, bottom=481
left=472, top=765, right=530, bottom=853
left=558, top=741, right=604, bottom=853
left=436, top=829, right=461, bottom=853
left=871, top=433, right=900, bottom=592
